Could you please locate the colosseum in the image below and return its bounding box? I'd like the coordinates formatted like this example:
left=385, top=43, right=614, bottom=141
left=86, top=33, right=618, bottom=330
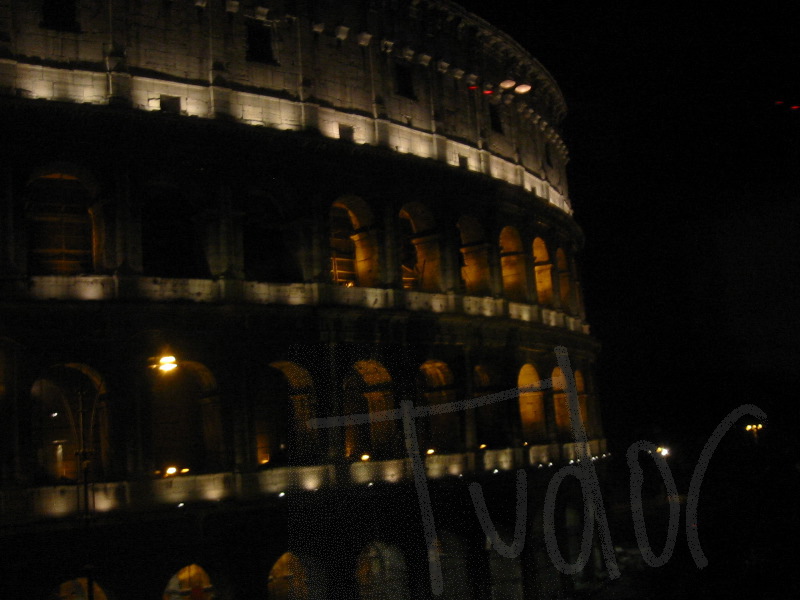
left=0, top=1, right=609, bottom=598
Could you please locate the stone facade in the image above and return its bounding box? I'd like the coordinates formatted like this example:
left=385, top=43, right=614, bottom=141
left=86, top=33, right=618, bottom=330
left=0, top=2, right=607, bottom=599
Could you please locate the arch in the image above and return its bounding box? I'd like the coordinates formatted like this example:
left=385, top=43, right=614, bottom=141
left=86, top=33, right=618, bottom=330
left=25, top=169, right=97, bottom=275
left=398, top=203, right=441, bottom=292
left=556, top=248, right=574, bottom=313
left=518, top=364, right=545, bottom=443
left=473, top=364, right=508, bottom=448
left=163, top=564, right=214, bottom=600
left=51, top=578, right=109, bottom=600
left=254, top=362, right=319, bottom=467
left=148, top=359, right=224, bottom=474
left=330, top=197, right=379, bottom=287
left=532, top=237, right=553, bottom=307
left=418, top=360, right=461, bottom=453
left=356, top=542, right=410, bottom=600
left=574, top=370, right=590, bottom=437
left=242, top=188, right=303, bottom=283
left=432, top=532, right=474, bottom=600
left=31, top=364, right=110, bottom=482
left=140, top=184, right=209, bottom=278
left=457, top=216, right=490, bottom=295
left=551, top=367, right=570, bottom=435
left=268, top=552, right=327, bottom=600
left=499, top=226, right=527, bottom=302
left=343, top=360, right=397, bottom=459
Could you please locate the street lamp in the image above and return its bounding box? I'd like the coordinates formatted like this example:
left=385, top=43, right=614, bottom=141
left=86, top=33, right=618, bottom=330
left=745, top=423, right=764, bottom=443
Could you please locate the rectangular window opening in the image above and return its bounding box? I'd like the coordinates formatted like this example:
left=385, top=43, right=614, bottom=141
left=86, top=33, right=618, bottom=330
left=41, top=0, right=79, bottom=33
left=247, top=22, right=276, bottom=64
left=338, top=124, right=355, bottom=142
left=458, top=155, right=469, bottom=169
left=394, top=62, right=416, bottom=100
left=160, top=95, right=181, bottom=114
left=489, top=104, right=504, bottom=134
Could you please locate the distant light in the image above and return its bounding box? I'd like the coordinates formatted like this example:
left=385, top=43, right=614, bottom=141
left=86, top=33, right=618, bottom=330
left=479, top=444, right=487, bottom=450
left=775, top=100, right=784, bottom=104
left=177, top=503, right=184, bottom=508
left=746, top=425, right=752, bottom=431
left=367, top=482, right=374, bottom=487
left=499, top=79, right=516, bottom=89
left=468, top=85, right=478, bottom=90
left=493, top=469, right=499, bottom=474
left=569, top=459, right=574, bottom=464
left=51, top=412, right=59, bottom=418
left=180, top=468, right=190, bottom=473
left=278, top=492, right=286, bottom=497
left=482, top=89, right=493, bottom=95
left=165, top=466, right=178, bottom=476
left=793, top=106, right=800, bottom=110
left=514, top=84, right=532, bottom=94
left=547, top=462, right=553, bottom=467
left=523, top=442, right=528, bottom=446
left=360, top=454, right=370, bottom=461
left=260, top=458, right=270, bottom=464
left=426, top=448, right=435, bottom=455
left=657, top=447, right=670, bottom=457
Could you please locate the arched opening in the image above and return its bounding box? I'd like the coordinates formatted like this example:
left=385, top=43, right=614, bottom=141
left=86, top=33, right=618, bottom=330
left=473, top=365, right=508, bottom=449
left=242, top=190, right=302, bottom=282
left=141, top=185, right=208, bottom=278
left=418, top=360, right=461, bottom=453
left=268, top=552, right=326, bottom=600
left=148, top=360, right=224, bottom=474
left=25, top=172, right=95, bottom=275
left=432, top=533, right=474, bottom=600
left=556, top=249, right=574, bottom=313
left=552, top=367, right=570, bottom=437
left=31, top=364, right=109, bottom=483
left=163, top=564, right=214, bottom=600
left=518, top=364, right=545, bottom=444
left=343, top=361, right=397, bottom=460
left=457, top=216, right=490, bottom=295
left=330, top=197, right=379, bottom=287
left=499, top=227, right=527, bottom=302
left=398, top=203, right=441, bottom=292
left=50, top=578, right=109, bottom=600
left=533, top=238, right=553, bottom=307
left=255, top=362, right=319, bottom=467
left=356, top=542, right=410, bottom=600
left=574, top=370, right=590, bottom=438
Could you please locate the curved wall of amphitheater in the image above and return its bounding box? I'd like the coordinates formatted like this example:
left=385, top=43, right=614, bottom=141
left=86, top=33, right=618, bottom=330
left=0, top=2, right=608, bottom=599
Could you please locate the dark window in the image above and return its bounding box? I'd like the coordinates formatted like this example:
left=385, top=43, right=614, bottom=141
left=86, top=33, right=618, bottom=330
left=338, top=124, right=354, bottom=142
left=41, top=0, right=79, bottom=33
left=458, top=155, right=469, bottom=169
left=160, top=95, right=181, bottom=114
left=489, top=103, right=503, bottom=134
left=246, top=22, right=276, bottom=64
left=394, top=62, right=415, bottom=100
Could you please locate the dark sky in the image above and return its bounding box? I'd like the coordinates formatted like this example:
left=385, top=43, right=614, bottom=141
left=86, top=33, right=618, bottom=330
left=458, top=1, right=800, bottom=449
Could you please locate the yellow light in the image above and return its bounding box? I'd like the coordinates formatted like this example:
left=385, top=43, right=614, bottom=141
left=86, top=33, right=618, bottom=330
left=758, top=424, right=763, bottom=429
left=514, top=83, right=532, bottom=94
left=479, top=444, right=487, bottom=449
left=659, top=447, right=670, bottom=457
left=746, top=425, right=752, bottom=431
left=180, top=468, right=190, bottom=474
left=165, top=466, right=178, bottom=476
left=499, top=79, right=516, bottom=89
left=260, top=458, right=270, bottom=464
left=158, top=356, right=177, bottom=372
left=426, top=449, right=435, bottom=455
left=361, top=454, right=370, bottom=461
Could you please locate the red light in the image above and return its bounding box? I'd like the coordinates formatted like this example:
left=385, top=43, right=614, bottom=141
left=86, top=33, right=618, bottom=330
left=468, top=85, right=478, bottom=90
left=482, top=90, right=493, bottom=95
left=792, top=106, right=800, bottom=110
left=775, top=100, right=784, bottom=105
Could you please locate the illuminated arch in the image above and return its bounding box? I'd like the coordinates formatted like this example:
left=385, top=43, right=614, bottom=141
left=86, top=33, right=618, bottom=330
left=574, top=370, right=590, bottom=437
left=457, top=216, right=491, bottom=296
left=552, top=367, right=570, bottom=435
left=356, top=542, right=410, bottom=600
left=51, top=578, right=109, bottom=600
left=518, top=364, right=545, bottom=443
left=330, top=196, right=379, bottom=287
left=254, top=362, right=319, bottom=467
left=149, top=360, right=224, bottom=474
left=418, top=360, right=461, bottom=453
left=31, top=363, right=110, bottom=482
left=343, top=360, right=397, bottom=459
left=163, top=564, right=214, bottom=600
left=268, top=552, right=327, bottom=600
left=25, top=169, right=97, bottom=275
left=398, top=202, right=441, bottom=292
left=533, top=237, right=553, bottom=307
left=499, top=226, right=527, bottom=302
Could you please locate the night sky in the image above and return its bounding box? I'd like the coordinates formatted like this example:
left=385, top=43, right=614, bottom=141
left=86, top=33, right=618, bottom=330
left=459, top=1, right=800, bottom=452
